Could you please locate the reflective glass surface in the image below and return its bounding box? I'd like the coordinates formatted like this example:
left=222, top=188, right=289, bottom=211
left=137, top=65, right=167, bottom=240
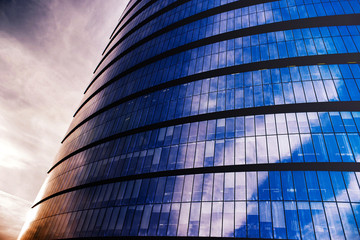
left=23, top=171, right=360, bottom=238
left=20, top=0, right=360, bottom=239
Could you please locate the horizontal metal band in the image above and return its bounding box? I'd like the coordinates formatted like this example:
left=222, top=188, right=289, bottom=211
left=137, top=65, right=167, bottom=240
left=107, top=0, right=144, bottom=42
left=77, top=13, right=360, bottom=118
left=64, top=53, right=360, bottom=143
left=62, top=236, right=295, bottom=240
left=52, top=101, right=360, bottom=174
left=97, top=0, right=192, bottom=74
left=102, top=0, right=158, bottom=62
left=38, top=162, right=360, bottom=208
left=86, top=0, right=276, bottom=95
left=107, top=0, right=149, bottom=43
left=95, top=14, right=360, bottom=95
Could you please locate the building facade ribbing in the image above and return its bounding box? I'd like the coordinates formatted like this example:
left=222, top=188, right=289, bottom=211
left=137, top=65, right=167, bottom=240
left=20, top=0, right=360, bottom=239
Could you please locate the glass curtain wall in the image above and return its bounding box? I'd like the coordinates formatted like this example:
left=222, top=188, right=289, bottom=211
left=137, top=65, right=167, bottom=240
left=20, top=0, right=360, bottom=239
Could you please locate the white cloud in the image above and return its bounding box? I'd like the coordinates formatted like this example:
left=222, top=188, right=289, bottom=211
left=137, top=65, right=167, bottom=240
left=0, top=0, right=128, bottom=239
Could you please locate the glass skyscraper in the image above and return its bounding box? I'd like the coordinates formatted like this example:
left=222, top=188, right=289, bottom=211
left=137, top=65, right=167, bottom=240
left=20, top=0, right=360, bottom=239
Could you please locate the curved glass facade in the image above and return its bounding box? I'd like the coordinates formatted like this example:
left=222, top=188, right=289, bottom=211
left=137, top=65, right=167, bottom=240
left=20, top=0, right=360, bottom=239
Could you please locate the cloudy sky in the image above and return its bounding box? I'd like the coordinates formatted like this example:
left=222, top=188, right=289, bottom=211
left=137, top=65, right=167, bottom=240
left=0, top=0, right=128, bottom=239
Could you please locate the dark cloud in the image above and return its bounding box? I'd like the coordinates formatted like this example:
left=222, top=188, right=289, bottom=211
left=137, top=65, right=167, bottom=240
left=0, top=0, right=50, bottom=46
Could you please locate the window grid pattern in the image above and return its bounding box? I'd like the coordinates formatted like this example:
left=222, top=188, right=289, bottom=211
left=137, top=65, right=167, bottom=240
left=62, top=63, right=360, bottom=156
left=44, top=111, right=360, bottom=202
left=107, top=0, right=193, bottom=59
left=109, top=0, right=153, bottom=42
left=95, top=0, right=360, bottom=91
left=75, top=23, right=360, bottom=134
left=59, top=63, right=360, bottom=164
left=85, top=0, right=360, bottom=109
left=26, top=171, right=360, bottom=239
left=20, top=0, right=360, bottom=239
left=99, top=0, right=239, bottom=76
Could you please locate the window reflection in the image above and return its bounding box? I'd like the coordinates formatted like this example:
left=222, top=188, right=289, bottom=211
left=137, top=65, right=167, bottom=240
left=25, top=0, right=360, bottom=238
